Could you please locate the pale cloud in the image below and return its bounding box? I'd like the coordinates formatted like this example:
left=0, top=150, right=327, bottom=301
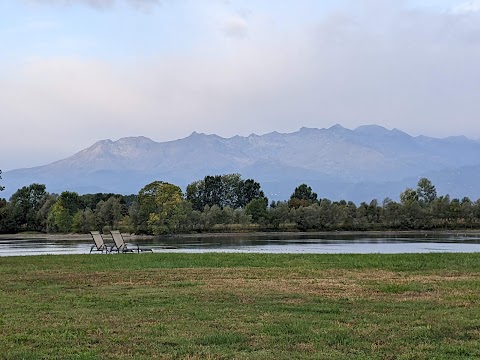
left=0, top=57, right=144, bottom=166
left=27, top=0, right=115, bottom=8
left=26, top=0, right=161, bottom=10
left=221, top=14, right=249, bottom=38
left=453, top=0, right=480, bottom=13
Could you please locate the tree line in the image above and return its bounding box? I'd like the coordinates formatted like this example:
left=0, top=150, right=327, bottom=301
left=1, top=172, right=480, bottom=234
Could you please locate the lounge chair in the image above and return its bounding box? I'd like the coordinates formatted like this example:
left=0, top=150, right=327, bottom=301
left=110, top=230, right=153, bottom=253
left=89, top=231, right=110, bottom=254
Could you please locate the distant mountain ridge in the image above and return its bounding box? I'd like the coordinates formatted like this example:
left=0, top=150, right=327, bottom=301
left=4, top=124, right=480, bottom=203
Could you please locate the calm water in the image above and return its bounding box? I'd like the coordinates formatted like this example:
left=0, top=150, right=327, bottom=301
left=1, top=233, right=480, bottom=256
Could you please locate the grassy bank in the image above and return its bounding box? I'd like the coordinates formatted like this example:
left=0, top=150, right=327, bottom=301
left=1, top=253, right=480, bottom=359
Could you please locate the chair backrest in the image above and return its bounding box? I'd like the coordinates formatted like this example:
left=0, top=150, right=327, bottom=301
left=90, top=231, right=106, bottom=250
left=110, top=230, right=126, bottom=251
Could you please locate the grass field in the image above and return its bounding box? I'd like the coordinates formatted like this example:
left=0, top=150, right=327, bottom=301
left=1, top=253, right=480, bottom=359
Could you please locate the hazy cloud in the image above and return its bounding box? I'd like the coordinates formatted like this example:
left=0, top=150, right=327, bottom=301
left=221, top=14, right=249, bottom=38
left=453, top=0, right=480, bottom=13
left=27, top=0, right=161, bottom=10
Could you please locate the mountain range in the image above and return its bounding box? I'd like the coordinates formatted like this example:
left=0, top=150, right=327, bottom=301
left=3, top=124, right=480, bottom=203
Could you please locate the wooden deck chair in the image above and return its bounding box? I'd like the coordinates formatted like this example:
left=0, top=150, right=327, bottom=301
left=89, top=231, right=109, bottom=254
left=110, top=230, right=152, bottom=253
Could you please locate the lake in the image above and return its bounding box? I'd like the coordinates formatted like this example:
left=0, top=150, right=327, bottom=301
left=1, top=233, right=480, bottom=256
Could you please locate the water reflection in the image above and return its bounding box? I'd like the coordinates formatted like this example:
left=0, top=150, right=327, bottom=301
left=1, top=233, right=480, bottom=256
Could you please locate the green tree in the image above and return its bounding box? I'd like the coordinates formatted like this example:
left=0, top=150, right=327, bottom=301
left=366, top=199, right=381, bottom=227
left=9, top=184, right=48, bottom=231
left=236, top=178, right=266, bottom=208
left=341, top=201, right=357, bottom=230
left=0, top=193, right=18, bottom=233
left=245, top=197, right=268, bottom=223
left=460, top=197, right=474, bottom=228
left=71, top=208, right=96, bottom=233
left=355, top=202, right=370, bottom=230
left=232, top=208, right=251, bottom=226
left=202, top=175, right=225, bottom=208
left=35, top=194, right=57, bottom=232
left=186, top=174, right=266, bottom=210
left=136, top=181, right=184, bottom=235
left=417, top=178, right=437, bottom=205
left=382, top=199, right=402, bottom=229
left=203, top=204, right=224, bottom=230
left=399, top=197, right=423, bottom=229
left=318, top=199, right=334, bottom=229
left=293, top=203, right=321, bottom=230
left=449, top=198, right=462, bottom=227
left=186, top=180, right=206, bottom=211
left=58, top=191, right=82, bottom=215
left=46, top=191, right=82, bottom=233
left=94, top=197, right=124, bottom=231
left=289, top=184, right=318, bottom=208
left=47, top=202, right=72, bottom=233
left=269, top=202, right=291, bottom=229
left=400, top=188, right=418, bottom=205
left=430, top=195, right=451, bottom=228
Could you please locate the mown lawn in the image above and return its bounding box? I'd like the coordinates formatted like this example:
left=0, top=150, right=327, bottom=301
left=1, top=253, right=479, bottom=359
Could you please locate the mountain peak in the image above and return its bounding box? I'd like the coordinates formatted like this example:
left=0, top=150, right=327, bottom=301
left=353, top=124, right=410, bottom=137
left=114, top=136, right=156, bottom=148
left=355, top=124, right=389, bottom=132
left=329, top=124, right=346, bottom=130
left=116, top=135, right=154, bottom=142
left=296, top=126, right=321, bottom=135
left=299, top=126, right=315, bottom=131
left=86, top=139, right=114, bottom=152
left=94, top=139, right=113, bottom=145
left=186, top=131, right=226, bottom=140
left=328, top=124, right=352, bottom=135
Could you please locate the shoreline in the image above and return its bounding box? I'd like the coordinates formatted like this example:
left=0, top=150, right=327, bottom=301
left=1, top=229, right=479, bottom=242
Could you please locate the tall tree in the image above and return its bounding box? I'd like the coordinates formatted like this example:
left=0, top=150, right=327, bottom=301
left=269, top=202, right=290, bottom=229
left=47, top=191, right=82, bottom=233
left=94, top=197, right=124, bottom=230
left=289, top=183, right=318, bottom=208
left=47, top=202, right=71, bottom=233
left=186, top=174, right=266, bottom=210
left=58, top=191, right=82, bottom=214
left=203, top=175, right=226, bottom=208
left=186, top=180, right=206, bottom=211
left=236, top=178, right=266, bottom=208
left=400, top=188, right=418, bottom=205
left=71, top=208, right=96, bottom=234
left=136, top=181, right=185, bottom=234
left=36, top=194, right=57, bottom=232
left=417, top=178, right=437, bottom=205
left=9, top=184, right=48, bottom=231
left=245, top=197, right=268, bottom=223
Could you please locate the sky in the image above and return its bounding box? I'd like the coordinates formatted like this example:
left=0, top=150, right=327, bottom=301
left=1, top=0, right=480, bottom=170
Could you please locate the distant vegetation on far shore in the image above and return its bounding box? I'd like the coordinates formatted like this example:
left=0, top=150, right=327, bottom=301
left=1, top=172, right=480, bottom=235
